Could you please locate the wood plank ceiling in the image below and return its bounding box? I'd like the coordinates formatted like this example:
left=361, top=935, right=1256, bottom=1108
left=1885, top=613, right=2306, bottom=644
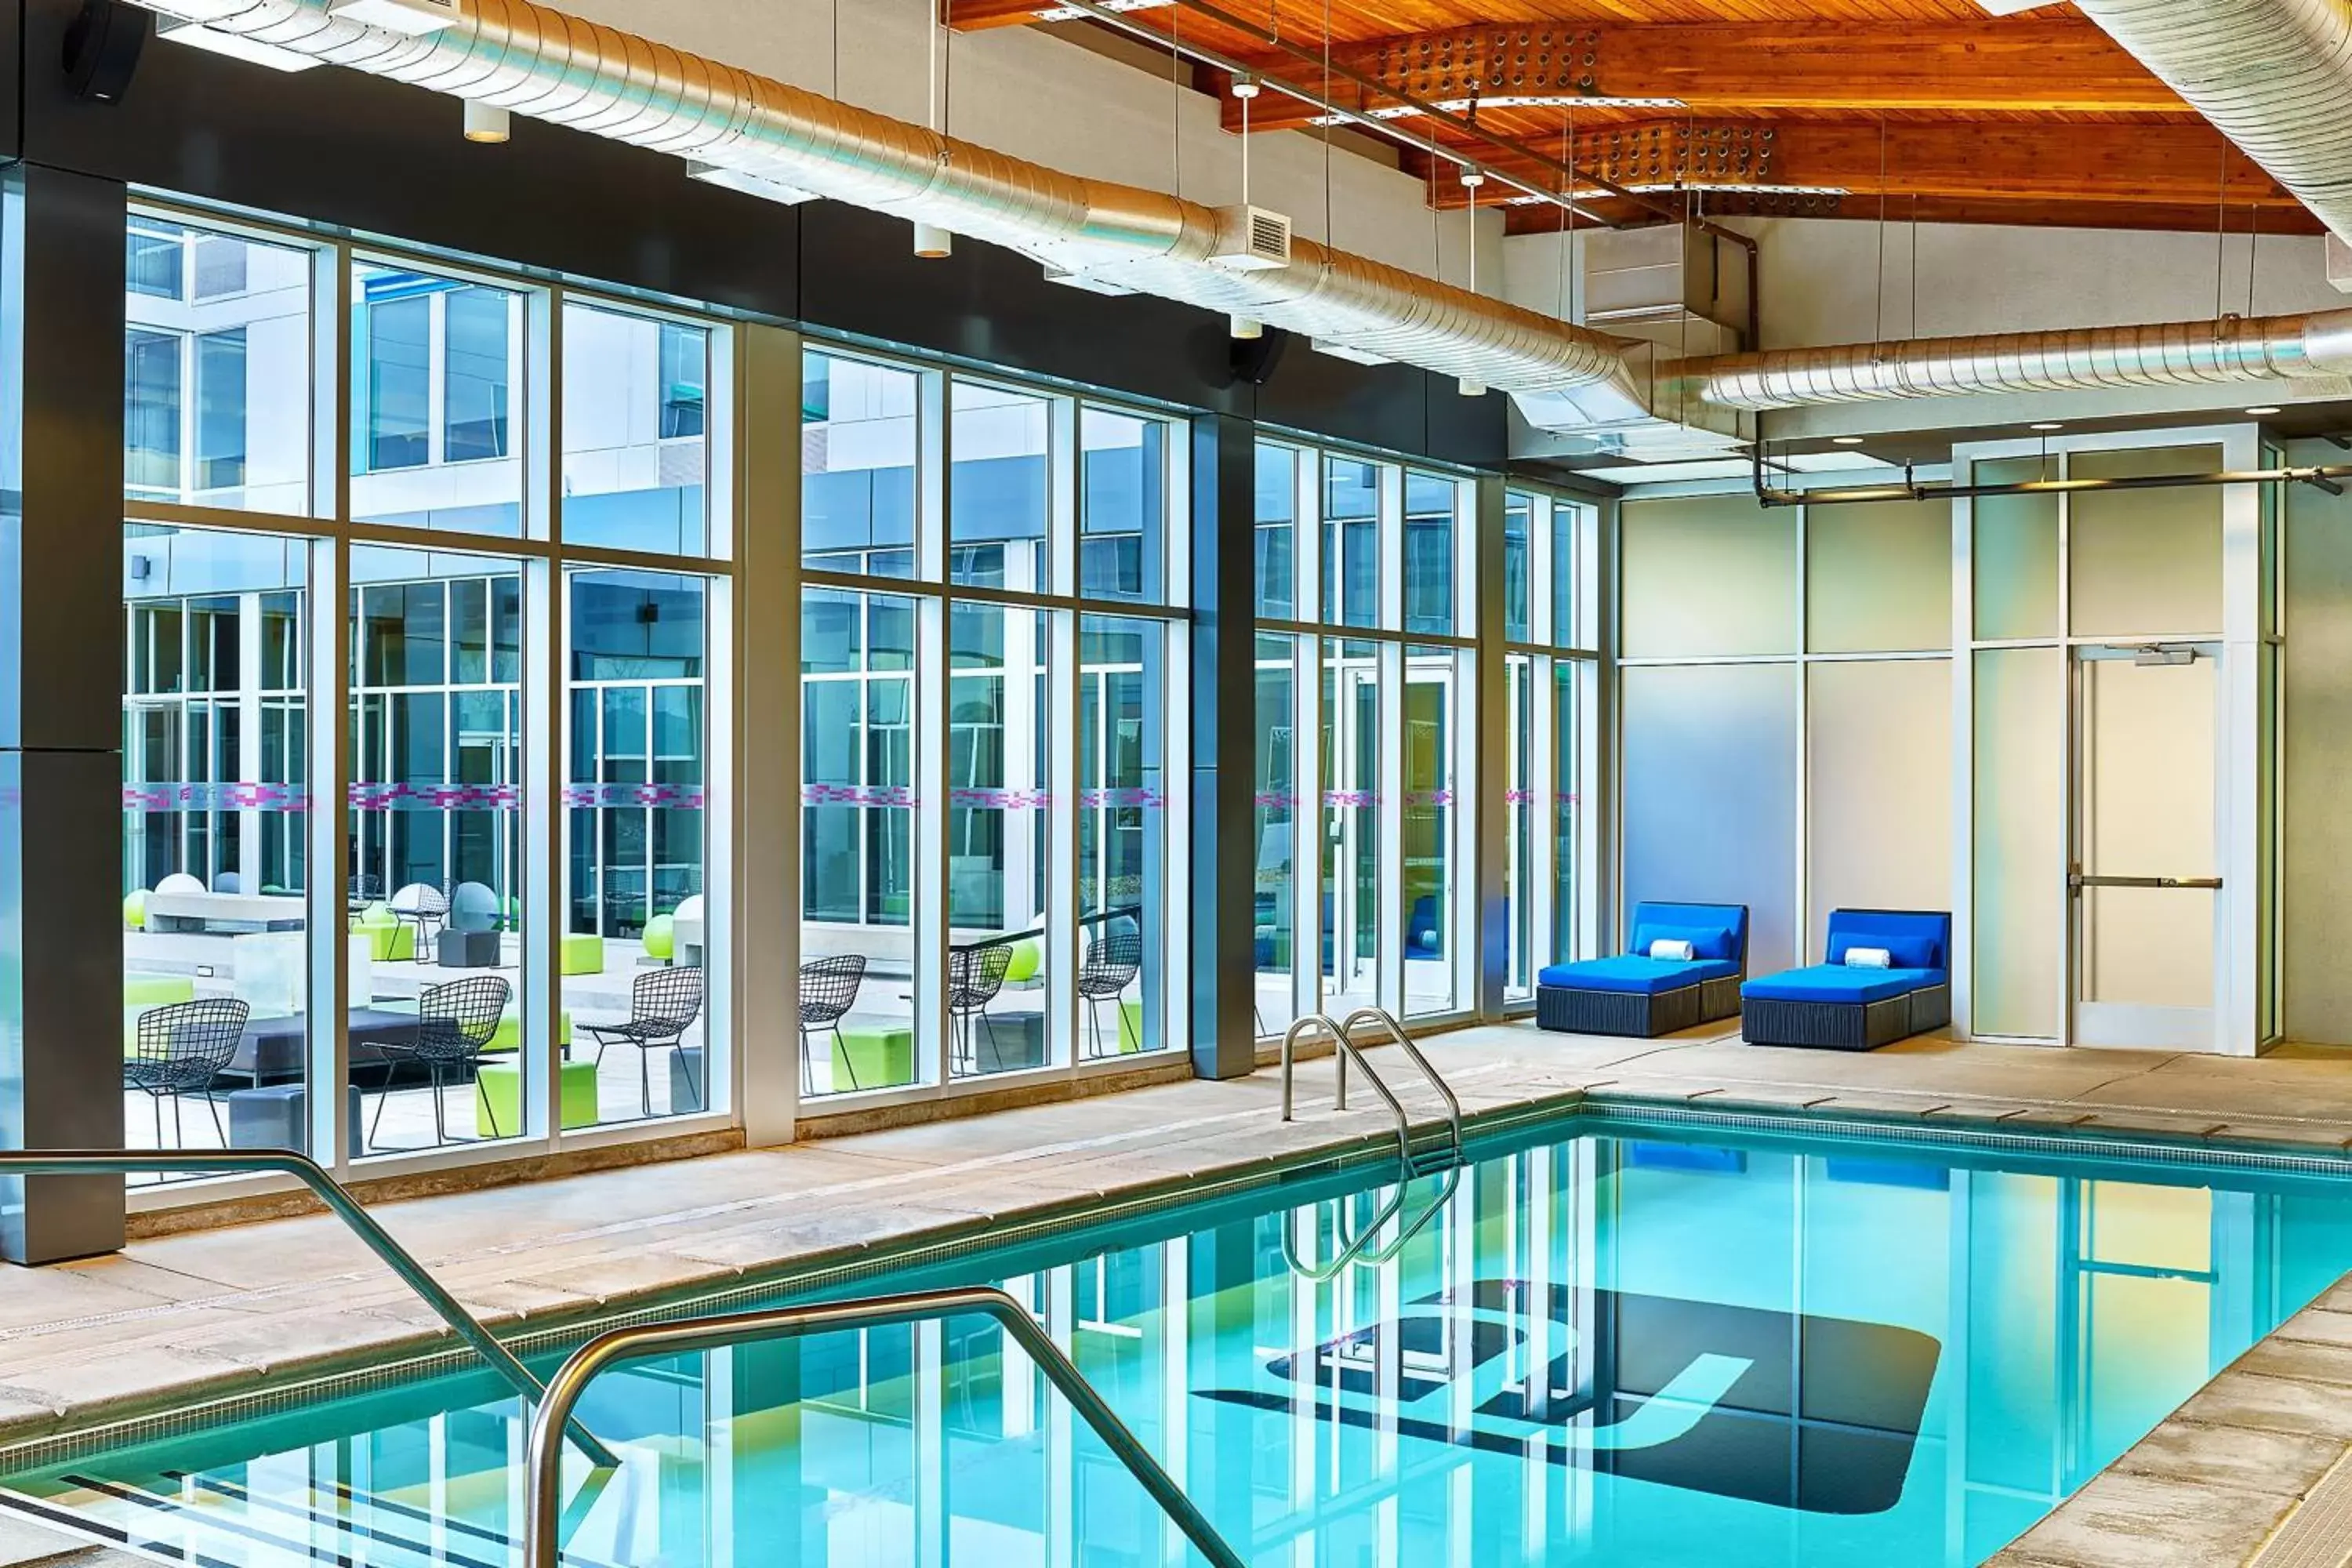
left=948, top=0, right=2317, bottom=238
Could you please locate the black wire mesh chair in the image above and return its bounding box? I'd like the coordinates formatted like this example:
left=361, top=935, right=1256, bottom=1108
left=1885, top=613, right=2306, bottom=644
left=1077, top=929, right=1144, bottom=1058
left=369, top=974, right=510, bottom=1151
left=948, top=944, right=1015, bottom=1073
left=581, top=965, right=707, bottom=1118
left=122, top=997, right=251, bottom=1146
left=798, top=954, right=869, bottom=1094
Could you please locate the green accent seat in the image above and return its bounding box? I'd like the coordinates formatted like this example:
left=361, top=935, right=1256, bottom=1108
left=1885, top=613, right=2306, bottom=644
left=352, top=903, right=414, bottom=963
left=561, top=933, right=605, bottom=976
left=831, top=1022, right=916, bottom=1091
left=474, top=1057, right=599, bottom=1136
left=125, top=974, right=196, bottom=1009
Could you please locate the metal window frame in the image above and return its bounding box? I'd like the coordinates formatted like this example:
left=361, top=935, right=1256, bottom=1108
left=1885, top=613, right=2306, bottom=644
left=793, top=341, right=1197, bottom=1109
left=118, top=201, right=741, bottom=1216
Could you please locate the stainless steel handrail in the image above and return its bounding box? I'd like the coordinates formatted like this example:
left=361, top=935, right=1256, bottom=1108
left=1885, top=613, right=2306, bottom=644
left=1280, top=1009, right=1465, bottom=1168
left=0, top=1150, right=619, bottom=1468
left=1280, top=1163, right=1461, bottom=1283
left=521, top=1285, right=1247, bottom=1568
left=1280, top=1012, right=1414, bottom=1158
left=1337, top=1007, right=1465, bottom=1161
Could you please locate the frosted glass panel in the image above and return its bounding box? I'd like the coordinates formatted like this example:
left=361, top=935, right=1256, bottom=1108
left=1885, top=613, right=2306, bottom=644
left=1807, top=499, right=1952, bottom=653
left=2070, top=445, right=2223, bottom=637
left=1973, top=646, right=2063, bottom=1038
left=1807, top=660, right=1953, bottom=946
left=1973, top=458, right=2059, bottom=641
left=1621, top=495, right=1796, bottom=659
left=1621, top=662, right=1799, bottom=975
left=2080, top=654, right=2216, bottom=1010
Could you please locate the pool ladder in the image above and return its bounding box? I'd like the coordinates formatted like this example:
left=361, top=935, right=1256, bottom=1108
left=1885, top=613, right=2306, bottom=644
left=518, top=1287, right=1248, bottom=1568
left=5, top=1155, right=1250, bottom=1568
left=0, top=1150, right=619, bottom=1468
left=1277, top=1008, right=1467, bottom=1279
left=1280, top=1007, right=1465, bottom=1176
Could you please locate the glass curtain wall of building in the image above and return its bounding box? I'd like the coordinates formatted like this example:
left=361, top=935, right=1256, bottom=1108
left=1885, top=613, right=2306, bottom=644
left=1250, top=441, right=1577, bottom=1031
left=798, top=350, right=1188, bottom=1101
left=120, top=206, right=731, bottom=1187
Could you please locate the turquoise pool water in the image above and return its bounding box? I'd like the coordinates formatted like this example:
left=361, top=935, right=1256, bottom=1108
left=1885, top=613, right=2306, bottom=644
left=15, top=1114, right=2352, bottom=1566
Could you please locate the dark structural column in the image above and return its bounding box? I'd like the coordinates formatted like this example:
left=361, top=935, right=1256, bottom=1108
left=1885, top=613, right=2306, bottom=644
left=0, top=164, right=129, bottom=1263
left=1189, top=412, right=1258, bottom=1080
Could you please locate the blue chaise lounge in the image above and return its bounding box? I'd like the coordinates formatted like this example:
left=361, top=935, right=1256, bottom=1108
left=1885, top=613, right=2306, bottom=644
left=1536, top=902, right=1749, bottom=1038
left=1741, top=909, right=1952, bottom=1051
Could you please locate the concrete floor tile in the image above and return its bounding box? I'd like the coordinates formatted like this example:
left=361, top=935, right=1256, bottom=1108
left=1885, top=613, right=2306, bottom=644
left=2171, top=1370, right=2352, bottom=1443
left=1989, top=1469, right=2296, bottom=1567
left=2107, top=1419, right=2344, bottom=1500
left=2234, top=1336, right=2352, bottom=1391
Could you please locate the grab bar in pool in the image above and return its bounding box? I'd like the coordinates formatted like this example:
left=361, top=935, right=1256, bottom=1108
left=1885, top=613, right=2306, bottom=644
left=520, top=1285, right=1248, bottom=1568
left=1336, top=1007, right=1465, bottom=1163
left=1281, top=1161, right=1461, bottom=1283
left=0, top=1150, right=620, bottom=1470
left=1281, top=1009, right=1464, bottom=1172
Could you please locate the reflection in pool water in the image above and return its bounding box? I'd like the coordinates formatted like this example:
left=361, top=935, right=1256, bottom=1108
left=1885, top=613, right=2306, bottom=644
left=16, top=1119, right=2352, bottom=1566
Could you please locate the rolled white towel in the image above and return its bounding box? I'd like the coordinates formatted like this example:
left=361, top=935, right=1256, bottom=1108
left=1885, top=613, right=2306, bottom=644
left=1649, top=938, right=1697, bottom=962
left=1846, top=946, right=1893, bottom=969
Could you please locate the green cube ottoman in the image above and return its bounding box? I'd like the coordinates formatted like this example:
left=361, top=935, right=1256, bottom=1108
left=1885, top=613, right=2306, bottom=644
left=1119, top=999, right=1145, bottom=1053
left=125, top=974, right=197, bottom=1009
left=560, top=934, right=605, bottom=976
left=474, top=1057, right=599, bottom=1136
left=484, top=1008, right=572, bottom=1056
left=352, top=906, right=414, bottom=963
left=830, top=1023, right=916, bottom=1091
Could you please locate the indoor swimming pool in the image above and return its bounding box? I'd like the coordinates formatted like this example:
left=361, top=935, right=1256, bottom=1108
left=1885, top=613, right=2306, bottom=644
left=13, top=1112, right=2352, bottom=1566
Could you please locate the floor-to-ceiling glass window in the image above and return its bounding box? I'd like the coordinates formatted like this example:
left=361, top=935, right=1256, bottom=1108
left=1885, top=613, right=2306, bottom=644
left=1502, top=488, right=1599, bottom=1004
left=800, top=349, right=1188, bottom=1099
left=1255, top=441, right=1491, bottom=1026
left=122, top=524, right=312, bottom=1175
left=119, top=204, right=733, bottom=1198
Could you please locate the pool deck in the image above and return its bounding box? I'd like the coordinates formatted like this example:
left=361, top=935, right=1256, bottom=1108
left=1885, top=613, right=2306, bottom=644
left=9, top=1018, right=2352, bottom=1565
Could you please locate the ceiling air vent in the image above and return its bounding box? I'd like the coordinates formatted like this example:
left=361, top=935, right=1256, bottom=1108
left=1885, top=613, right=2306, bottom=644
left=328, top=0, right=463, bottom=34
left=1211, top=205, right=1291, bottom=271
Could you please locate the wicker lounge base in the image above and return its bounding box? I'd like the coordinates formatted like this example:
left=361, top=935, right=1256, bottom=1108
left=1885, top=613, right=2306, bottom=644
left=1538, top=975, right=1743, bottom=1039
left=1744, top=984, right=1951, bottom=1051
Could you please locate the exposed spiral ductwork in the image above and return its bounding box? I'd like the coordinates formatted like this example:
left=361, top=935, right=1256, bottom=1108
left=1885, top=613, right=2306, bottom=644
left=2066, top=0, right=2352, bottom=249
left=133, top=0, right=1648, bottom=427
left=1674, top=309, right=2352, bottom=411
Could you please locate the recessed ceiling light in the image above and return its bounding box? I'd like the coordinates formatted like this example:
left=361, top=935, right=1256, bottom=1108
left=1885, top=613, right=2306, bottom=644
left=2029, top=422, right=2064, bottom=432
left=1831, top=435, right=1867, bottom=446
left=2247, top=405, right=2284, bottom=416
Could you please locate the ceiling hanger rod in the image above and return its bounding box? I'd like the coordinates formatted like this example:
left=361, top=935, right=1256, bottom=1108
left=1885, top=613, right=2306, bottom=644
left=1152, top=0, right=1743, bottom=240
left=1044, top=0, right=1623, bottom=226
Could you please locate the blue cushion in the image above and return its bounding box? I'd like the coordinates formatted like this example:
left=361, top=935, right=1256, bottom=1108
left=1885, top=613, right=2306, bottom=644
left=1540, top=956, right=1740, bottom=997
left=1630, top=902, right=1748, bottom=964
left=1822, top=909, right=1950, bottom=970
left=1742, top=964, right=1946, bottom=1006
left=1632, top=923, right=1736, bottom=963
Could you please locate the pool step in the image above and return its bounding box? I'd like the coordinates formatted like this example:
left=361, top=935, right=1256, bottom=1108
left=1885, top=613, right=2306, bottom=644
left=2249, top=1447, right=2352, bottom=1568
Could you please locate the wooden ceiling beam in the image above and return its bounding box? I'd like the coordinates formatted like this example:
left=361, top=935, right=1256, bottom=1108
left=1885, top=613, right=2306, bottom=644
left=1210, top=19, right=2183, bottom=133
left=1415, top=119, right=2295, bottom=216
left=1499, top=194, right=2325, bottom=238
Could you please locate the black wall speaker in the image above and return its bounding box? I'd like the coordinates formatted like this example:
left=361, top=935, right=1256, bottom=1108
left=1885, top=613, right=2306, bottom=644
left=65, top=0, right=154, bottom=104
left=1230, top=325, right=1290, bottom=387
